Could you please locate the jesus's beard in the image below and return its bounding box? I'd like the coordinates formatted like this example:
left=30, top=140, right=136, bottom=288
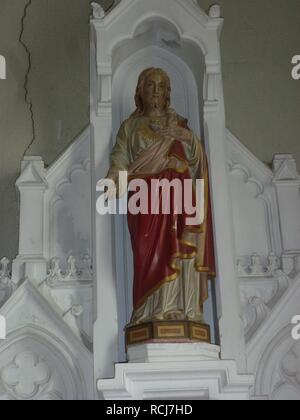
left=148, top=98, right=164, bottom=111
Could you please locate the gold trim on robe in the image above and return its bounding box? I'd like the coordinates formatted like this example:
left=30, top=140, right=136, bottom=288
left=107, top=109, right=215, bottom=324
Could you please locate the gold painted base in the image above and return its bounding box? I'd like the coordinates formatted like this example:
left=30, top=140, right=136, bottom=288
left=125, top=320, right=211, bottom=347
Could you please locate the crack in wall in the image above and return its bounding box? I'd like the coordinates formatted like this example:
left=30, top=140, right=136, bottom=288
left=19, top=0, right=35, bottom=157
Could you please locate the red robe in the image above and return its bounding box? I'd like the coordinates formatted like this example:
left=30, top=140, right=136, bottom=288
left=127, top=127, right=216, bottom=311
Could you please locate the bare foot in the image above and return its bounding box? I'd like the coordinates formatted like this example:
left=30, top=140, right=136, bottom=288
left=164, top=311, right=185, bottom=321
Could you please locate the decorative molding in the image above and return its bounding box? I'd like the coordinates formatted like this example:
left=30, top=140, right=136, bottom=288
left=0, top=258, right=16, bottom=307
left=96, top=69, right=112, bottom=116
left=282, top=346, right=300, bottom=380
left=91, top=0, right=224, bottom=114
left=273, top=154, right=300, bottom=183
left=5, top=255, right=93, bottom=349
left=45, top=256, right=93, bottom=287
left=254, top=326, right=300, bottom=399
left=267, top=270, right=291, bottom=307
left=51, top=158, right=91, bottom=204
left=90, top=1, right=117, bottom=20
left=44, top=127, right=91, bottom=262
left=238, top=250, right=296, bottom=344
left=46, top=127, right=90, bottom=181
left=228, top=159, right=277, bottom=255
left=244, top=297, right=271, bottom=343
left=0, top=283, right=94, bottom=399
left=127, top=343, right=221, bottom=363
left=241, top=274, right=292, bottom=343
left=0, top=258, right=11, bottom=282
left=98, top=360, right=254, bottom=400
left=272, top=154, right=300, bottom=251
left=203, top=99, right=219, bottom=115
left=91, top=0, right=220, bottom=31
left=0, top=344, right=76, bottom=401
left=91, top=2, right=106, bottom=20
left=281, top=251, right=300, bottom=276
left=247, top=272, right=300, bottom=363
left=16, top=157, right=48, bottom=258
left=16, top=157, right=47, bottom=190
left=209, top=4, right=222, bottom=19
left=1, top=351, right=51, bottom=400
left=204, top=73, right=220, bottom=102
left=226, top=130, right=273, bottom=180
left=228, top=161, right=265, bottom=198
left=48, top=158, right=91, bottom=260
left=227, top=129, right=283, bottom=258
left=237, top=253, right=281, bottom=278
left=279, top=343, right=300, bottom=394
left=33, top=257, right=93, bottom=346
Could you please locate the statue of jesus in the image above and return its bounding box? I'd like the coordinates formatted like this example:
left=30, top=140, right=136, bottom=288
left=103, top=68, right=215, bottom=327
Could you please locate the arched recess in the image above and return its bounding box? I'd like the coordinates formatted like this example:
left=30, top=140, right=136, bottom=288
left=0, top=327, right=88, bottom=400
left=91, top=0, right=247, bottom=379
left=112, top=16, right=205, bottom=133
left=111, top=29, right=219, bottom=359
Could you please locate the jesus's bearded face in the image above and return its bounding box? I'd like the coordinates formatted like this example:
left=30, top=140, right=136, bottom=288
left=141, top=72, right=168, bottom=112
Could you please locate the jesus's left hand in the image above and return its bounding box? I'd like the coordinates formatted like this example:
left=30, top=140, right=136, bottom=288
left=159, top=126, right=193, bottom=144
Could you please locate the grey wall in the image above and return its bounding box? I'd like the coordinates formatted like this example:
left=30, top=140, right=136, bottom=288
left=199, top=0, right=300, bottom=167
left=0, top=0, right=299, bottom=260
left=0, top=0, right=93, bottom=260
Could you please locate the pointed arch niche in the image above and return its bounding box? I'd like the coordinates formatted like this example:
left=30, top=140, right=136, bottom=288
left=91, top=0, right=246, bottom=379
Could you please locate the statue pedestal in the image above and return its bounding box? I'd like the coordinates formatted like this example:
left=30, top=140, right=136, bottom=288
left=98, top=323, right=254, bottom=400
left=127, top=342, right=220, bottom=363
left=97, top=359, right=254, bottom=400
left=125, top=320, right=211, bottom=347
